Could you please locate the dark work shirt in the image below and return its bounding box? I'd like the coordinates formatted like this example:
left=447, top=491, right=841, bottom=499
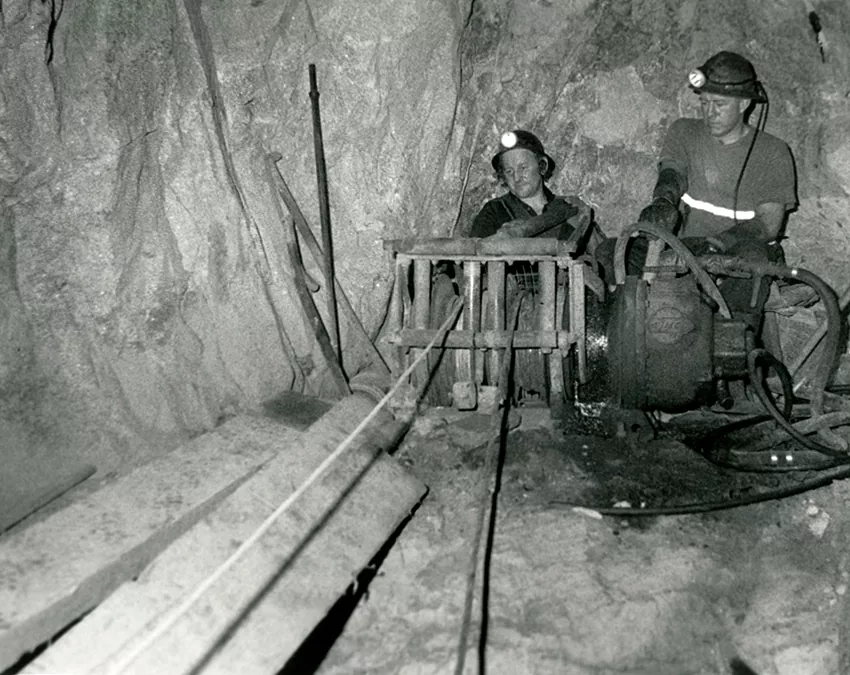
left=469, top=186, right=557, bottom=238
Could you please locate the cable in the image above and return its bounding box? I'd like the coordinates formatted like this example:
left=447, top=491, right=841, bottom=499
left=731, top=108, right=761, bottom=231
left=748, top=347, right=796, bottom=419
left=747, top=348, right=850, bottom=459
left=548, top=463, right=850, bottom=516
left=704, top=258, right=841, bottom=418
left=454, top=293, right=524, bottom=675
left=105, top=297, right=465, bottom=675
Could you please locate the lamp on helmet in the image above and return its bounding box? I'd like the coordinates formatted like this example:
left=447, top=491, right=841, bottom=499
left=491, top=129, right=556, bottom=176
left=687, top=51, right=767, bottom=103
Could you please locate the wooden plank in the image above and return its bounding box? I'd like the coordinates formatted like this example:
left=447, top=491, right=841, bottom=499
left=0, top=415, right=303, bottom=672
left=26, top=395, right=426, bottom=675
left=383, top=237, right=579, bottom=257
left=286, top=241, right=351, bottom=397
left=261, top=391, right=333, bottom=431
left=266, top=156, right=390, bottom=376
left=0, top=452, right=95, bottom=533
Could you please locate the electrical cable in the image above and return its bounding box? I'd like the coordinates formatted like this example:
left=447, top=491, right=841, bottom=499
left=721, top=86, right=767, bottom=317
left=548, top=463, right=850, bottom=516
left=730, top=106, right=761, bottom=232
left=454, top=292, right=524, bottom=675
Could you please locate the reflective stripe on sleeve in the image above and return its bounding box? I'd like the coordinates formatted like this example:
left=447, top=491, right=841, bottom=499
left=682, top=193, right=755, bottom=220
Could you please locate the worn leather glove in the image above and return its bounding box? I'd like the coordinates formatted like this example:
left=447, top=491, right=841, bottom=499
left=705, top=229, right=739, bottom=253
left=706, top=219, right=766, bottom=253
left=638, top=197, right=679, bottom=232
left=488, top=219, right=527, bottom=239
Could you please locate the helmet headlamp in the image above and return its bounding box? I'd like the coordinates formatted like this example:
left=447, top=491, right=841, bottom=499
left=491, top=129, right=556, bottom=176
left=500, top=131, right=518, bottom=149
left=688, top=69, right=707, bottom=89
left=687, top=51, right=767, bottom=104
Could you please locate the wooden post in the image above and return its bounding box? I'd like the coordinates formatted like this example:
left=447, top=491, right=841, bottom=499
left=453, top=261, right=481, bottom=410
left=389, top=257, right=410, bottom=378
left=540, top=261, right=562, bottom=408
left=487, top=261, right=506, bottom=385
left=412, top=259, right=432, bottom=392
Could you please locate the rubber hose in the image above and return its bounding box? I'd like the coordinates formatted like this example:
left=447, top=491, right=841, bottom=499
left=613, top=222, right=731, bottom=318
left=748, top=348, right=850, bottom=459
left=707, top=258, right=842, bottom=417
left=748, top=348, right=795, bottom=420
left=549, top=463, right=850, bottom=516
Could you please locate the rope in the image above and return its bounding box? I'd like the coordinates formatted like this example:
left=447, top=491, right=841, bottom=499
left=105, top=298, right=464, bottom=675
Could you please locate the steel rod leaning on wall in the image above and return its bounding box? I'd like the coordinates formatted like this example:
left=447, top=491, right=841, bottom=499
left=309, top=63, right=342, bottom=368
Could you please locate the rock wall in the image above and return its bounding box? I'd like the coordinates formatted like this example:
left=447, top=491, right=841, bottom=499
left=0, top=0, right=848, bottom=469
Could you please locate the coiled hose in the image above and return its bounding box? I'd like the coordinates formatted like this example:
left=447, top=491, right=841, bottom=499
left=698, top=255, right=847, bottom=463
left=705, top=257, right=843, bottom=419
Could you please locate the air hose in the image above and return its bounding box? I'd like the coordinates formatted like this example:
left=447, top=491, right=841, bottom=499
left=613, top=222, right=732, bottom=318
left=702, top=256, right=843, bottom=419
left=748, top=348, right=848, bottom=458
left=747, top=348, right=795, bottom=421
left=550, top=464, right=850, bottom=516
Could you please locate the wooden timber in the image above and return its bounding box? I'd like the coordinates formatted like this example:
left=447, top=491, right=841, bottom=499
left=25, top=394, right=426, bottom=675
left=0, top=415, right=303, bottom=673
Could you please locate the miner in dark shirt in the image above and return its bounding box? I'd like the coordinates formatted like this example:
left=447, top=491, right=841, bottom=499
left=470, top=129, right=588, bottom=241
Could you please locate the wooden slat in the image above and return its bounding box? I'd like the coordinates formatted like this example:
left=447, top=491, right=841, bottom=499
left=387, top=327, right=574, bottom=350
left=26, top=395, right=426, bottom=675
left=0, top=415, right=303, bottom=673
left=0, top=454, right=95, bottom=534
left=383, top=237, right=579, bottom=257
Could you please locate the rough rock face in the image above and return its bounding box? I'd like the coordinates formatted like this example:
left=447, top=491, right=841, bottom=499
left=1, top=0, right=848, bottom=467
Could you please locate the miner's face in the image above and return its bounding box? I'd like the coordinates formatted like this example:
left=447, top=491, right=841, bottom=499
left=500, top=148, right=544, bottom=199
left=699, top=92, right=750, bottom=142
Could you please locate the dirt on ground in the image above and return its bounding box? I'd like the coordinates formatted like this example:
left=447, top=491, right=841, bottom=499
left=306, top=405, right=850, bottom=675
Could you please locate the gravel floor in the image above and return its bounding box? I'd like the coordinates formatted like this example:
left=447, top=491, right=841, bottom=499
left=309, top=406, right=850, bottom=675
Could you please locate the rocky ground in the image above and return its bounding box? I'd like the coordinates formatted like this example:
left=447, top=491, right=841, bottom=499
left=304, top=405, right=850, bottom=675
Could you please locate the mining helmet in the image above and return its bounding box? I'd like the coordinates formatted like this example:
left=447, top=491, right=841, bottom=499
left=491, top=129, right=556, bottom=174
left=687, top=51, right=767, bottom=103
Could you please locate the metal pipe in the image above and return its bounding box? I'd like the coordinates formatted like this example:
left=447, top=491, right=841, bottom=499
left=308, top=64, right=342, bottom=366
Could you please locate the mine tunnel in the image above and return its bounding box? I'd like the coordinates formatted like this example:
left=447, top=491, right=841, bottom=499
left=3, top=1, right=850, bottom=674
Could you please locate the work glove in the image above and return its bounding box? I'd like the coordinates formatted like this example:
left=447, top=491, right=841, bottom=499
left=488, top=219, right=527, bottom=239
left=705, top=229, right=740, bottom=253
left=705, top=219, right=766, bottom=253
left=638, top=197, right=679, bottom=232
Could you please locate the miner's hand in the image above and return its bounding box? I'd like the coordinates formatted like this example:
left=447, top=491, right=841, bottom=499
left=488, top=220, right=528, bottom=239
left=638, top=197, right=679, bottom=232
